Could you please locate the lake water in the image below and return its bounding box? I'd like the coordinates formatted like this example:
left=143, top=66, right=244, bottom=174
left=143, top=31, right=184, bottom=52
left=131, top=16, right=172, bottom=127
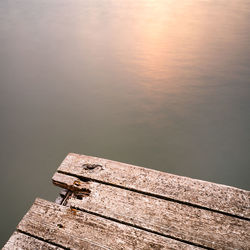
left=0, top=0, right=250, bottom=246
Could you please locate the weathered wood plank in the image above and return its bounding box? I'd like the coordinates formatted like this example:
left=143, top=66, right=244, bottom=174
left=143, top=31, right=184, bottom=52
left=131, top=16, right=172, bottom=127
left=53, top=172, right=250, bottom=250
left=56, top=153, right=250, bottom=219
left=3, top=231, right=63, bottom=250
left=17, top=198, right=198, bottom=249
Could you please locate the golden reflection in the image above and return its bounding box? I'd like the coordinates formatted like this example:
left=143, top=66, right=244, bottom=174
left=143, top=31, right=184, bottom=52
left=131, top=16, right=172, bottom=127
left=112, top=0, right=247, bottom=125
left=128, top=1, right=200, bottom=98
left=76, top=0, right=248, bottom=126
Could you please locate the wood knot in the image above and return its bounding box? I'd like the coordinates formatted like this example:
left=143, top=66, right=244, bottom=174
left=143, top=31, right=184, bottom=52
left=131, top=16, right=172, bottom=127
left=82, top=163, right=103, bottom=171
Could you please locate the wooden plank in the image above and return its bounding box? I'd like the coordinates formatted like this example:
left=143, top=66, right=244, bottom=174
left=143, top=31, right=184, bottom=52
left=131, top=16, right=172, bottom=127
left=3, top=231, right=63, bottom=250
left=17, top=198, right=198, bottom=249
left=53, top=172, right=250, bottom=250
left=55, top=153, right=250, bottom=219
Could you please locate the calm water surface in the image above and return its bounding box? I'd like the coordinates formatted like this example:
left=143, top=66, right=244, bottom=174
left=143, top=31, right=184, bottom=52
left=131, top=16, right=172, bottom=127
left=0, top=0, right=250, bottom=245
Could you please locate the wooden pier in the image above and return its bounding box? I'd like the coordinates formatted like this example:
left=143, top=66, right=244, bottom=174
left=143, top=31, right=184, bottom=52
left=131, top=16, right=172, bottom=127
left=4, top=153, right=250, bottom=249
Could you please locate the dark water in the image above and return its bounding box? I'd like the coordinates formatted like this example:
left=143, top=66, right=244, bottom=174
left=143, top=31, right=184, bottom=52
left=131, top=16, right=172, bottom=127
left=1, top=0, right=250, bottom=245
